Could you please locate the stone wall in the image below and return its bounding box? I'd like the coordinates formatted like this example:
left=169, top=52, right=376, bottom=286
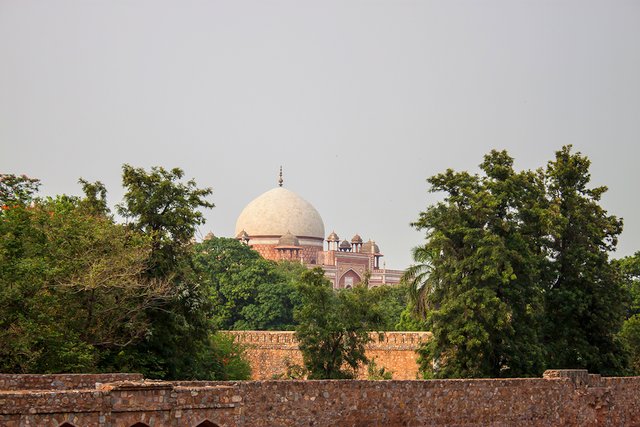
left=0, top=373, right=143, bottom=390
left=1, top=371, right=640, bottom=426
left=228, top=331, right=430, bottom=380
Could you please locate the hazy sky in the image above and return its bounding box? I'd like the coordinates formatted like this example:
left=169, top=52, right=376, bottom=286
left=1, top=1, right=639, bottom=268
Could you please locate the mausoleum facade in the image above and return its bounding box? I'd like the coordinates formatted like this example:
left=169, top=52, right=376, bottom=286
left=231, top=170, right=403, bottom=288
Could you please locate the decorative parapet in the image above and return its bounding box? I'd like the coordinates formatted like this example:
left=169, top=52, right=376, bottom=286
left=227, top=331, right=299, bottom=349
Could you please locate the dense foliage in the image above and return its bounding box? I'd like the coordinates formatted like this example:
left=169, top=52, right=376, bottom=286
left=111, top=165, right=216, bottom=380
left=406, top=146, right=632, bottom=378
left=192, top=237, right=305, bottom=331
left=0, top=176, right=172, bottom=373
left=4, top=146, right=638, bottom=381
left=0, top=168, right=407, bottom=380
left=294, top=269, right=387, bottom=379
left=0, top=168, right=408, bottom=380
left=616, top=252, right=640, bottom=374
left=543, top=147, right=627, bottom=375
left=0, top=170, right=252, bottom=380
left=208, top=332, right=252, bottom=380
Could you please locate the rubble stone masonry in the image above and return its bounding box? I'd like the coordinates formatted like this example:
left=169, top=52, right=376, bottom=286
left=1, top=370, right=639, bottom=426
left=228, top=331, right=431, bottom=380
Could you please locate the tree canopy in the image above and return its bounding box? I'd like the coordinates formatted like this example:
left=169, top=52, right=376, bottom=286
left=406, top=146, right=630, bottom=378
left=4, top=146, right=636, bottom=381
left=112, top=165, right=216, bottom=379
left=117, top=164, right=213, bottom=276
left=0, top=177, right=172, bottom=373
left=616, top=252, right=640, bottom=374
left=543, top=146, right=627, bottom=375
left=0, top=169, right=244, bottom=380
left=294, top=269, right=387, bottom=379
left=192, top=237, right=305, bottom=331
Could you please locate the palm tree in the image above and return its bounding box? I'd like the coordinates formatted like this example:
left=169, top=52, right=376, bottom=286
left=401, top=245, right=437, bottom=321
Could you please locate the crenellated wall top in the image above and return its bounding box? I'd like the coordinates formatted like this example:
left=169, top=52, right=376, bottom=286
left=226, top=331, right=431, bottom=350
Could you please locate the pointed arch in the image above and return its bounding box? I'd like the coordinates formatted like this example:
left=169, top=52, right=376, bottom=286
left=339, top=268, right=361, bottom=288
left=195, top=421, right=220, bottom=427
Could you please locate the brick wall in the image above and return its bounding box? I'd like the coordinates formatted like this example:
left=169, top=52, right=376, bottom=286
left=228, top=331, right=430, bottom=380
left=1, top=371, right=639, bottom=426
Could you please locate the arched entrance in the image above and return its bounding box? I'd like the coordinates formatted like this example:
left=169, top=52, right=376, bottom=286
left=339, top=269, right=361, bottom=288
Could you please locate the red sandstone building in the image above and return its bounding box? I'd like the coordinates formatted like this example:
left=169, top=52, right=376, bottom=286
left=230, top=171, right=403, bottom=288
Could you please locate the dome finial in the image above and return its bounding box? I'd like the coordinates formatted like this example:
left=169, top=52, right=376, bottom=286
left=278, top=166, right=283, bottom=187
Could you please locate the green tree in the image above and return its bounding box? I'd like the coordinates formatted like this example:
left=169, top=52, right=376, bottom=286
left=115, top=165, right=216, bottom=379
left=0, top=170, right=231, bottom=380
left=117, top=164, right=213, bottom=275
left=409, top=146, right=630, bottom=378
left=78, top=178, right=109, bottom=216
left=193, top=237, right=304, bottom=330
left=398, top=245, right=436, bottom=331
left=367, top=284, right=408, bottom=331
left=615, top=252, right=640, bottom=375
left=208, top=332, right=252, bottom=380
left=408, top=150, right=547, bottom=378
left=294, top=269, right=384, bottom=379
left=544, top=146, right=627, bottom=375
left=619, top=315, right=640, bottom=375
left=366, top=357, right=393, bottom=380
left=0, top=173, right=40, bottom=206
left=0, top=192, right=172, bottom=373
left=237, top=273, right=302, bottom=330
left=614, top=252, right=640, bottom=316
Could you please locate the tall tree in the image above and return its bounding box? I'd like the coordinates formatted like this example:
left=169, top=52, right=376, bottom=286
left=408, top=146, right=629, bottom=378
left=544, top=146, right=627, bottom=375
left=407, top=150, right=547, bottom=378
left=0, top=171, right=231, bottom=379
left=115, top=165, right=216, bottom=379
left=402, top=245, right=436, bottom=323
left=117, top=164, right=214, bottom=275
left=614, top=252, right=640, bottom=374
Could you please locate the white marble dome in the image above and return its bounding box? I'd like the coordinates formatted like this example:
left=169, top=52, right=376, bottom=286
left=235, top=187, right=325, bottom=239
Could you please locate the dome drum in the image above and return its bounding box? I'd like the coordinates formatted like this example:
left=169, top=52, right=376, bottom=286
left=244, top=235, right=323, bottom=247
